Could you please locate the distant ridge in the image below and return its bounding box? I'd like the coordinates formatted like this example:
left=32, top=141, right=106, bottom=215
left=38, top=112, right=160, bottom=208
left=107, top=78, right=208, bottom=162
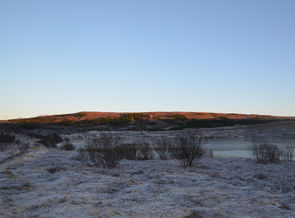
left=5, top=111, right=294, bottom=124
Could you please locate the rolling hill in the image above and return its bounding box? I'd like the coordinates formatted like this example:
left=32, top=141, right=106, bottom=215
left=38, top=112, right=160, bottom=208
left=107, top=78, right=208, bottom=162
left=1, top=111, right=293, bottom=131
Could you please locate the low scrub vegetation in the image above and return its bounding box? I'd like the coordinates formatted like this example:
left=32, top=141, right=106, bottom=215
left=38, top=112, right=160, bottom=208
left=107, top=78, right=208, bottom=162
left=0, top=132, right=16, bottom=151
left=170, top=114, right=188, bottom=120
left=136, top=141, right=154, bottom=160
left=77, top=131, right=211, bottom=168
left=254, top=172, right=268, bottom=180
left=250, top=143, right=283, bottom=164
left=154, top=137, right=172, bottom=160
left=78, top=133, right=157, bottom=168
left=0, top=132, right=15, bottom=144
left=283, top=145, right=294, bottom=161
left=38, top=133, right=63, bottom=148
left=118, top=143, right=137, bottom=160
left=16, top=139, right=29, bottom=153
left=0, top=133, right=29, bottom=152
left=60, top=143, right=75, bottom=151
left=59, top=138, right=75, bottom=151
left=120, top=113, right=149, bottom=122
left=172, top=130, right=208, bottom=167
left=79, top=132, right=122, bottom=168
left=73, top=131, right=293, bottom=170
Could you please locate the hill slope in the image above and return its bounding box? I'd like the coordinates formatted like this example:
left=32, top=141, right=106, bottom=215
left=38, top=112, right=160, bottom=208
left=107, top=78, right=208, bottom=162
left=6, top=111, right=293, bottom=124
left=1, top=112, right=293, bottom=132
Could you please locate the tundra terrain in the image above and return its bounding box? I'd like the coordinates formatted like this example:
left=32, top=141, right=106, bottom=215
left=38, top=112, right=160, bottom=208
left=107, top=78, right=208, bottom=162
left=0, top=119, right=294, bottom=217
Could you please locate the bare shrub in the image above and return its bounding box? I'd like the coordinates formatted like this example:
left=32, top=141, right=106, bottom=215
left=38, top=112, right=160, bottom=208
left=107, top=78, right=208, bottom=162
left=209, top=149, right=214, bottom=158
left=250, top=143, right=283, bottom=164
left=118, top=143, right=137, bottom=160
left=60, top=143, right=75, bottom=151
left=279, top=203, right=291, bottom=210
left=0, top=133, right=16, bottom=152
left=38, top=133, right=63, bottom=148
left=59, top=138, right=75, bottom=151
left=136, top=141, right=154, bottom=160
left=282, top=145, right=294, bottom=161
left=254, top=172, right=268, bottom=180
left=0, top=143, right=9, bottom=152
left=185, top=210, right=204, bottom=218
left=77, top=147, right=90, bottom=165
left=80, top=132, right=122, bottom=168
left=0, top=132, right=15, bottom=143
left=154, top=137, right=171, bottom=160
left=15, top=139, right=29, bottom=153
left=172, top=130, right=207, bottom=168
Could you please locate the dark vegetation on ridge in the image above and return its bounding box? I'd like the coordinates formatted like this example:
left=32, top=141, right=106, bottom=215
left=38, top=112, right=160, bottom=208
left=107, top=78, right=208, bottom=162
left=0, top=112, right=294, bottom=133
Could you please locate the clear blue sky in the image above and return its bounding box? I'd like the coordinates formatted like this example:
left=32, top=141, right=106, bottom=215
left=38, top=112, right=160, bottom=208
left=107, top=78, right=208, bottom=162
left=1, top=0, right=295, bottom=120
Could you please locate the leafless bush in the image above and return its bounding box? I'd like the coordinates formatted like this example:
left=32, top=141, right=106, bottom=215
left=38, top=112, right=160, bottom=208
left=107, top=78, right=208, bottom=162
left=136, top=141, right=154, bottom=160
left=250, top=143, right=283, bottom=164
left=254, top=172, right=268, bottom=180
left=15, top=139, right=29, bottom=153
left=0, top=132, right=15, bottom=143
left=38, top=133, right=63, bottom=148
left=209, top=149, right=214, bottom=158
left=172, top=130, right=207, bottom=168
left=154, top=137, right=171, bottom=160
left=77, top=147, right=90, bottom=165
left=279, top=203, right=291, bottom=210
left=0, top=132, right=16, bottom=151
left=59, top=138, right=75, bottom=151
left=80, top=132, right=122, bottom=168
left=60, top=143, right=75, bottom=151
left=283, top=145, right=294, bottom=161
left=0, top=143, right=9, bottom=152
left=118, top=143, right=137, bottom=160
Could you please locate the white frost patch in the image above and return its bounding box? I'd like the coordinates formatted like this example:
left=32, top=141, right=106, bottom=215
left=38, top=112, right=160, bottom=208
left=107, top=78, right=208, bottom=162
left=0, top=148, right=294, bottom=217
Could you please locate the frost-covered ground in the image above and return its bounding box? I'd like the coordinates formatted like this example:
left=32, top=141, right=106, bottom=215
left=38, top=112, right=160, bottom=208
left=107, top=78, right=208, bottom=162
left=64, top=121, right=295, bottom=159
left=1, top=146, right=295, bottom=218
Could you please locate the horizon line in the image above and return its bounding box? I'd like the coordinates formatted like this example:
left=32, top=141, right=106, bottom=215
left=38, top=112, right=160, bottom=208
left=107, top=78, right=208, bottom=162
left=2, top=110, right=295, bottom=121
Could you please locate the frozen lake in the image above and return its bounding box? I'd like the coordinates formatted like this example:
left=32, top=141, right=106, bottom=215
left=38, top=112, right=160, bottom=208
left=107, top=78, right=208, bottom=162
left=65, top=121, right=295, bottom=160
left=206, top=138, right=295, bottom=159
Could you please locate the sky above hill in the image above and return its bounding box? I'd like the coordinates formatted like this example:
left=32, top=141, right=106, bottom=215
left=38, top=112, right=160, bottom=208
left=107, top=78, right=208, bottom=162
left=0, top=0, right=295, bottom=120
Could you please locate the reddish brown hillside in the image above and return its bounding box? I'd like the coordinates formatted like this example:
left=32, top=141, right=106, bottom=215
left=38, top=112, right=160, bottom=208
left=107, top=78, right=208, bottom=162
left=5, top=111, right=293, bottom=124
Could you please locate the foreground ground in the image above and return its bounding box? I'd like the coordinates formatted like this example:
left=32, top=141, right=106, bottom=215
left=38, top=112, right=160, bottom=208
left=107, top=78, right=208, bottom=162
left=1, top=146, right=294, bottom=217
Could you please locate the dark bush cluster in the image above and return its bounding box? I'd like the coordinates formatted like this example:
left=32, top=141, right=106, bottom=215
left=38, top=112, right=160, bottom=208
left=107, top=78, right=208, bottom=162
left=60, top=143, right=75, bottom=151
left=155, top=130, right=208, bottom=167
left=0, top=132, right=29, bottom=152
left=254, top=172, right=268, bottom=180
left=38, top=133, right=63, bottom=148
left=0, top=132, right=15, bottom=144
left=154, top=137, right=171, bottom=160
left=170, top=114, right=188, bottom=120
left=136, top=141, right=154, bottom=160
left=59, top=138, right=75, bottom=151
left=283, top=145, right=294, bottom=161
left=0, top=132, right=16, bottom=151
left=118, top=143, right=137, bottom=160
left=120, top=113, right=149, bottom=122
left=79, top=133, right=122, bottom=168
left=78, top=131, right=209, bottom=168
left=78, top=133, right=157, bottom=168
left=171, top=130, right=207, bottom=167
left=250, top=143, right=283, bottom=164
left=168, top=118, right=276, bottom=131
